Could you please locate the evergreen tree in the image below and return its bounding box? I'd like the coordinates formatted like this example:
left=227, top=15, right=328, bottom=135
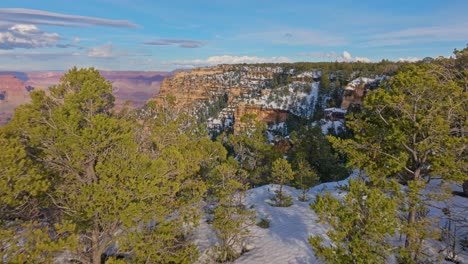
left=0, top=68, right=213, bottom=264
left=310, top=178, right=399, bottom=264
left=294, top=156, right=320, bottom=201
left=226, top=122, right=280, bottom=185
left=271, top=158, right=294, bottom=207
left=328, top=65, right=467, bottom=262
left=289, top=125, right=348, bottom=182
left=208, top=158, right=254, bottom=262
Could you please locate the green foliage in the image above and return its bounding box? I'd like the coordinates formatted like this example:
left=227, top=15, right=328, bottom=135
left=208, top=158, right=255, bottom=262
left=1, top=221, right=79, bottom=263
left=225, top=122, right=281, bottom=185
left=269, top=190, right=293, bottom=207
left=256, top=218, right=270, bottom=229
left=327, top=63, right=467, bottom=262
left=0, top=135, right=48, bottom=220
left=0, top=67, right=219, bottom=263
left=269, top=72, right=292, bottom=88
left=310, top=178, right=399, bottom=264
left=294, top=157, right=320, bottom=201
left=289, top=125, right=348, bottom=182
left=271, top=158, right=294, bottom=207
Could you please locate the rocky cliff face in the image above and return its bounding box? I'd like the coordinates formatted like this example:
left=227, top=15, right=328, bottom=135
left=153, top=65, right=319, bottom=135
left=340, top=77, right=384, bottom=110
left=154, top=65, right=281, bottom=109
left=234, top=102, right=289, bottom=134
left=0, top=75, right=32, bottom=125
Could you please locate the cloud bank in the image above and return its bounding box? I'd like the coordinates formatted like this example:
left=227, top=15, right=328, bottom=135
left=169, top=55, right=291, bottom=67
left=0, top=24, right=59, bottom=49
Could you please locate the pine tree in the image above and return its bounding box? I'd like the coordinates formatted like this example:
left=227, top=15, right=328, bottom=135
left=271, top=158, right=294, bottom=207
left=227, top=122, right=280, bottom=185
left=328, top=65, right=467, bottom=262
left=294, top=157, right=320, bottom=201
left=309, top=178, right=399, bottom=264
left=208, top=158, right=254, bottom=262
left=0, top=68, right=214, bottom=263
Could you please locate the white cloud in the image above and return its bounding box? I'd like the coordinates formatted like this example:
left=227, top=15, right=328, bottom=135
left=342, top=51, right=352, bottom=60
left=0, top=24, right=59, bottom=49
left=298, top=50, right=371, bottom=62
left=338, top=51, right=371, bottom=62
left=0, top=8, right=138, bottom=28
left=397, top=57, right=420, bottom=62
left=169, top=55, right=292, bottom=67
left=87, top=43, right=113, bottom=58
left=355, top=57, right=371, bottom=62
left=72, top=37, right=81, bottom=44
left=144, top=38, right=205, bottom=48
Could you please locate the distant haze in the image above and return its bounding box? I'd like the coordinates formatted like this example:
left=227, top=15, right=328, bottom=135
left=0, top=70, right=174, bottom=125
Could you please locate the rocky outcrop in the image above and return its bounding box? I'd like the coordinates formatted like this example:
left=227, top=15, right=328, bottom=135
left=340, top=77, right=384, bottom=110
left=234, top=102, right=288, bottom=134
left=153, top=65, right=323, bottom=135
left=154, top=67, right=227, bottom=109
left=153, top=65, right=281, bottom=109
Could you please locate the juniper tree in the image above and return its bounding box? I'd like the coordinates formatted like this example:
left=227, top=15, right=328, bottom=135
left=294, top=157, right=320, bottom=201
left=309, top=178, right=399, bottom=264
left=0, top=68, right=213, bottom=264
left=271, top=158, right=294, bottom=207
left=226, top=121, right=281, bottom=186
left=327, top=65, right=467, bottom=262
left=208, top=158, right=254, bottom=262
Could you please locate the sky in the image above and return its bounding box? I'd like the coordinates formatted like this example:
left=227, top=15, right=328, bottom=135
left=0, top=0, right=467, bottom=71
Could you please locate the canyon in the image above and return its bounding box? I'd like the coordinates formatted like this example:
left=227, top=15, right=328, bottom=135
left=0, top=70, right=174, bottom=125
left=153, top=64, right=319, bottom=135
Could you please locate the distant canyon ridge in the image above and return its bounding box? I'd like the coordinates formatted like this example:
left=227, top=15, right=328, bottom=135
left=0, top=70, right=176, bottom=125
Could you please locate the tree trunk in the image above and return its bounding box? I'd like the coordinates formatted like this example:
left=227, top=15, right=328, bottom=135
left=92, top=227, right=103, bottom=264
left=463, top=180, right=468, bottom=197
left=404, top=167, right=421, bottom=260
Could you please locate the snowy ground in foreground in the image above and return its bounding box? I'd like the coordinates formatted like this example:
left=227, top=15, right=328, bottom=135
left=194, top=171, right=468, bottom=264
left=194, top=173, right=354, bottom=264
left=235, top=179, right=350, bottom=264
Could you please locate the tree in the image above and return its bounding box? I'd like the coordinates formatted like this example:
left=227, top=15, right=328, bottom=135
left=226, top=122, right=280, bottom=186
left=208, top=158, right=254, bottom=262
left=271, top=158, right=294, bottom=207
left=328, top=65, right=467, bottom=262
left=289, top=125, right=348, bottom=183
left=294, top=157, right=320, bottom=201
left=0, top=68, right=211, bottom=263
left=309, top=178, right=399, bottom=263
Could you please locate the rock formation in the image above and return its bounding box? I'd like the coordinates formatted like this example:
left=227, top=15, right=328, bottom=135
left=153, top=65, right=319, bottom=135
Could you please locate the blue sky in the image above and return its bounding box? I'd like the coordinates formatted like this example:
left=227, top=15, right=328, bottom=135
left=0, top=0, right=467, bottom=71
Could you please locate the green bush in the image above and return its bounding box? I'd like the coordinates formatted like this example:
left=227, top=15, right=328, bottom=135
left=269, top=190, right=293, bottom=207
left=256, top=218, right=270, bottom=228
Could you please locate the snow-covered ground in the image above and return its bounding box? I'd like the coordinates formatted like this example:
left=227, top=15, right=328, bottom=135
left=320, top=119, right=345, bottom=134
left=194, top=173, right=356, bottom=264
left=235, top=177, right=352, bottom=264
left=194, top=171, right=468, bottom=264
